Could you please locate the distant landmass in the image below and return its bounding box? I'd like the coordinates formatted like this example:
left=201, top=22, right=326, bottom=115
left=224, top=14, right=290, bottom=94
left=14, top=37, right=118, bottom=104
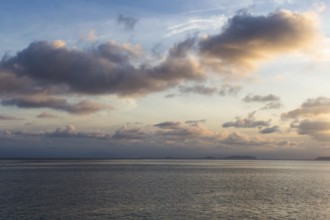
left=223, top=156, right=257, bottom=160
left=316, top=157, right=330, bottom=161
left=163, top=155, right=257, bottom=160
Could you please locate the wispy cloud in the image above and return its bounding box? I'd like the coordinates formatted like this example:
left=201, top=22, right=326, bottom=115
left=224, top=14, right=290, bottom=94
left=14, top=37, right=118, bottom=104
left=112, top=127, right=146, bottom=141
left=1, top=96, right=111, bottom=115
left=36, top=112, right=58, bottom=118
left=0, top=115, right=23, bottom=120
left=260, top=126, right=280, bottom=134
left=178, top=85, right=218, bottom=96
left=117, top=14, right=139, bottom=30
left=166, top=83, right=241, bottom=98
left=282, top=97, right=330, bottom=119
left=165, top=16, right=226, bottom=37
left=223, top=111, right=271, bottom=129
left=243, top=93, right=282, bottom=110
left=243, top=94, right=280, bottom=102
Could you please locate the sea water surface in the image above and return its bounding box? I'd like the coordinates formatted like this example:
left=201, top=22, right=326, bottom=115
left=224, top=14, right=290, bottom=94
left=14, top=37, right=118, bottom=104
left=1, top=159, right=330, bottom=219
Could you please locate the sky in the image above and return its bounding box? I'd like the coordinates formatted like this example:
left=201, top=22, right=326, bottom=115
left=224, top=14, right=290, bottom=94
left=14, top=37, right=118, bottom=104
left=0, top=0, right=330, bottom=159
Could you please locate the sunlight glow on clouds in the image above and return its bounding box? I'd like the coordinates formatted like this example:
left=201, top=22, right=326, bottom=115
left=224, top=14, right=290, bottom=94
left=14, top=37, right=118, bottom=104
left=0, top=1, right=329, bottom=159
left=199, top=9, right=321, bottom=75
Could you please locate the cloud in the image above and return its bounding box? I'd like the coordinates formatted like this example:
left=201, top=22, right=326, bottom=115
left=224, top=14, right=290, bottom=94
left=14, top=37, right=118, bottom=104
left=185, top=119, right=206, bottom=125
left=0, top=115, right=23, bottom=120
left=36, top=112, right=58, bottom=118
left=243, top=94, right=280, bottom=102
left=261, top=102, right=282, bottom=110
left=51, top=40, right=66, bottom=49
left=0, top=72, right=28, bottom=93
left=1, top=120, right=308, bottom=159
left=47, top=124, right=77, bottom=137
left=112, top=127, right=146, bottom=141
left=165, top=15, right=226, bottom=37
left=0, top=9, right=323, bottom=115
left=153, top=120, right=214, bottom=142
left=312, top=2, right=326, bottom=13
left=79, top=30, right=97, bottom=42
left=117, top=14, right=139, bottom=30
left=222, top=111, right=270, bottom=128
left=199, top=9, right=320, bottom=73
left=243, top=94, right=282, bottom=110
left=297, top=119, right=330, bottom=141
left=164, top=94, right=176, bottom=98
left=220, top=132, right=267, bottom=145
left=218, top=83, right=241, bottom=96
left=45, top=125, right=109, bottom=139
left=276, top=140, right=298, bottom=147
left=260, top=126, right=279, bottom=134
left=1, top=96, right=110, bottom=114
left=0, top=39, right=202, bottom=98
left=282, top=97, right=330, bottom=119
left=178, top=85, right=218, bottom=96
left=155, top=123, right=213, bottom=142
left=177, top=82, right=242, bottom=96
left=154, top=121, right=182, bottom=129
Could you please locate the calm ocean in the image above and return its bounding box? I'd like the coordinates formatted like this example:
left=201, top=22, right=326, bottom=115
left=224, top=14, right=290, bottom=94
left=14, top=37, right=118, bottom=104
left=1, top=159, right=330, bottom=219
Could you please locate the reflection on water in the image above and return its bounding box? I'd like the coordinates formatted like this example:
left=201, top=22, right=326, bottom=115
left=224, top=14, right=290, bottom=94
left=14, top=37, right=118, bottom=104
left=1, top=160, right=330, bottom=219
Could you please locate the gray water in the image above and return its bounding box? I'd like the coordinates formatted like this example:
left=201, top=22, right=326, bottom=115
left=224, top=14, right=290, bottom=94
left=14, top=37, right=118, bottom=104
left=1, top=160, right=330, bottom=219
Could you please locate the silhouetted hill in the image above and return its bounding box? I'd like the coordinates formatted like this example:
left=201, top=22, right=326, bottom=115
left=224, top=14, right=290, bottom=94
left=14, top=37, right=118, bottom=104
left=224, top=156, right=257, bottom=160
left=316, top=157, right=330, bottom=161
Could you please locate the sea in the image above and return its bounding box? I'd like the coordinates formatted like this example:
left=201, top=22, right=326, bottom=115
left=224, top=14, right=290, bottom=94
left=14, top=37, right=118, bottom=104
left=1, top=159, right=330, bottom=219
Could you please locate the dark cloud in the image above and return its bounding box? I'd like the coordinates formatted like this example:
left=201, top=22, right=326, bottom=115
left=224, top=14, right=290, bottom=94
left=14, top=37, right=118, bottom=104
left=178, top=85, right=217, bottom=96
left=243, top=94, right=280, bottom=102
left=297, top=119, right=330, bottom=141
left=0, top=9, right=322, bottom=115
left=46, top=124, right=77, bottom=138
left=222, top=111, right=270, bottom=128
left=154, top=121, right=182, bottom=129
left=276, top=140, right=298, bottom=147
left=290, top=120, right=300, bottom=129
left=185, top=119, right=206, bottom=125
left=199, top=10, right=319, bottom=73
left=112, top=127, right=146, bottom=141
left=260, top=126, right=279, bottom=134
left=164, top=93, right=176, bottom=98
left=0, top=121, right=309, bottom=159
left=243, top=94, right=281, bottom=110
left=154, top=122, right=213, bottom=142
left=218, top=83, right=241, bottom=96
left=0, top=72, right=28, bottom=93
left=261, top=102, right=282, bottom=110
left=171, top=82, right=241, bottom=97
left=45, top=125, right=109, bottom=139
left=0, top=115, right=23, bottom=120
left=282, top=97, right=330, bottom=119
left=220, top=132, right=267, bottom=146
left=36, top=112, right=58, bottom=118
left=0, top=39, right=202, bottom=98
left=117, top=14, right=139, bottom=30
left=1, top=96, right=110, bottom=115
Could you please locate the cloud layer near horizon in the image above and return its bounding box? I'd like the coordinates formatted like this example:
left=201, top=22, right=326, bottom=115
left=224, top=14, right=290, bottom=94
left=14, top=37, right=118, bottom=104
left=283, top=97, right=330, bottom=141
left=0, top=9, right=321, bottom=114
left=0, top=115, right=306, bottom=160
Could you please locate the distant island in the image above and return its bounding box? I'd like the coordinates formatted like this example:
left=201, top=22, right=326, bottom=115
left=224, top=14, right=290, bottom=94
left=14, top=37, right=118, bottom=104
left=316, top=157, right=330, bottom=161
left=223, top=156, right=257, bottom=160
left=163, top=155, right=258, bottom=160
